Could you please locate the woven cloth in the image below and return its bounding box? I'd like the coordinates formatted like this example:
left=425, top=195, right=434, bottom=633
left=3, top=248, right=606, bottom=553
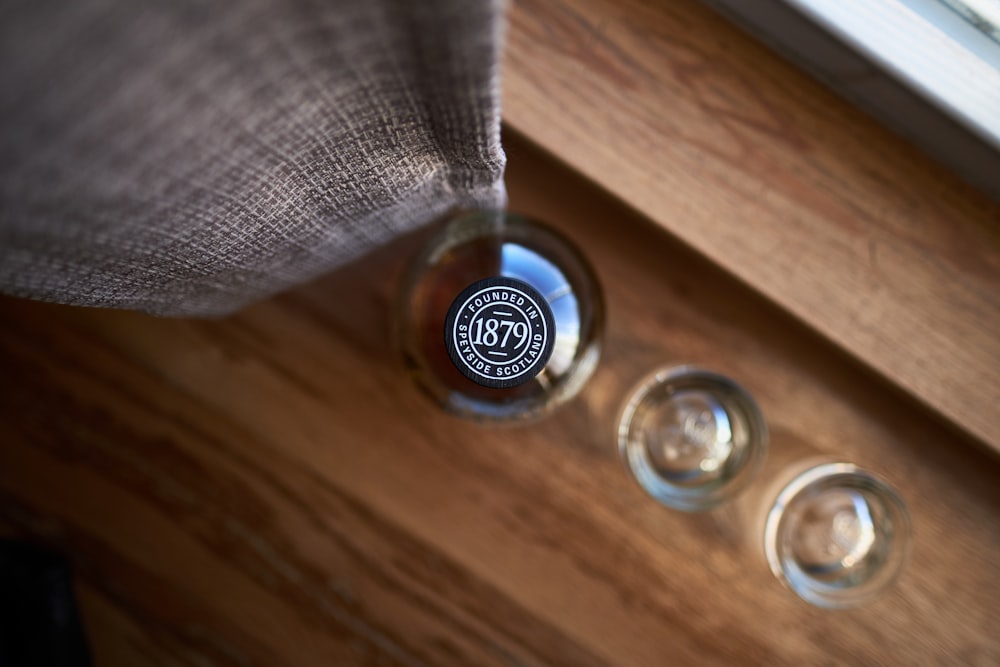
left=0, top=0, right=506, bottom=316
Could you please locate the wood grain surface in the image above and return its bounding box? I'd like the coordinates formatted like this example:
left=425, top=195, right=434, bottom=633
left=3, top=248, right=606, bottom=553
left=503, top=0, right=1000, bottom=451
left=1, top=131, right=998, bottom=666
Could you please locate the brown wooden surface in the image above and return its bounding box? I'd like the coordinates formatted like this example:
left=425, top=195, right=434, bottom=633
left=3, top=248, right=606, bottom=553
left=503, top=0, right=1000, bottom=452
left=1, top=131, right=998, bottom=666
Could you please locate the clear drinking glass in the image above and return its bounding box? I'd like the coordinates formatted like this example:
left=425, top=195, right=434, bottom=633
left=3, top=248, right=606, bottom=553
left=617, top=366, right=768, bottom=511
left=397, top=210, right=604, bottom=422
left=762, top=460, right=911, bottom=609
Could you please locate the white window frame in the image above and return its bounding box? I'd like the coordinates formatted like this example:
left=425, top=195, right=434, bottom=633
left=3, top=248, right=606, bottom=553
left=701, top=0, right=1000, bottom=199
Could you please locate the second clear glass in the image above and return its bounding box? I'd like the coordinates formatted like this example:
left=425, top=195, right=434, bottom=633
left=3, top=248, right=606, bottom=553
left=762, top=460, right=912, bottom=609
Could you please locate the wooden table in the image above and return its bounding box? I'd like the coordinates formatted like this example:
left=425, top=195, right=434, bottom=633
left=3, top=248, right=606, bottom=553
left=504, top=0, right=1000, bottom=451
left=2, top=1, right=999, bottom=665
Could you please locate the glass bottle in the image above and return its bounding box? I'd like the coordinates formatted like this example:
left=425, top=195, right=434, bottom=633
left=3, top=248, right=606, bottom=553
left=397, top=210, right=604, bottom=422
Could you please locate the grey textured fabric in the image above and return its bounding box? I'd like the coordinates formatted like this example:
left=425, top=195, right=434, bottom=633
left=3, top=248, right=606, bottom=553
left=0, top=0, right=506, bottom=316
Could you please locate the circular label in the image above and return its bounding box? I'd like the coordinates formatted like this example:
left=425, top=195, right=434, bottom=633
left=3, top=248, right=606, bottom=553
left=444, top=277, right=556, bottom=389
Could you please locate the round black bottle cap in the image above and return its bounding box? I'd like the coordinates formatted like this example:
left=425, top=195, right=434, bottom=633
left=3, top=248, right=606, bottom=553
left=444, top=276, right=556, bottom=389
